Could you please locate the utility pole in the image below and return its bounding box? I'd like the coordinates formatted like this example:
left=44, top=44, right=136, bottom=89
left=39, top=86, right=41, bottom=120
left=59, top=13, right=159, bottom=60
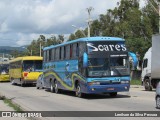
left=40, top=42, right=41, bottom=57
left=86, top=7, right=94, bottom=37
left=31, top=49, right=32, bottom=56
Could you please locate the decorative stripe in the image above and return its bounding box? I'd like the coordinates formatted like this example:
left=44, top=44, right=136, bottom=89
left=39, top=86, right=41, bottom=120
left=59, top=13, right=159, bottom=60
left=44, top=71, right=86, bottom=90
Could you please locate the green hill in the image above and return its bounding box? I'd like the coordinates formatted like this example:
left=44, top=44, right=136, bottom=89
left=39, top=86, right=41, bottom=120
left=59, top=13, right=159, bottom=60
left=0, top=46, right=26, bottom=54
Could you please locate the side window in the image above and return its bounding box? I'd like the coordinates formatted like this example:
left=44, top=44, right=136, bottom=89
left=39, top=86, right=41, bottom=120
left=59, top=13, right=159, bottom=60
left=70, top=44, right=73, bottom=59
left=55, top=48, right=60, bottom=61
left=61, top=46, right=64, bottom=60
left=59, top=47, right=62, bottom=60
left=49, top=50, right=52, bottom=61
left=143, top=59, right=148, bottom=68
left=73, top=43, right=79, bottom=59
left=79, top=42, right=86, bottom=57
left=76, top=43, right=79, bottom=57
left=51, top=49, right=55, bottom=61
left=47, top=50, right=49, bottom=62
left=43, top=51, right=46, bottom=62
left=66, top=45, right=70, bottom=59
left=64, top=46, right=66, bottom=59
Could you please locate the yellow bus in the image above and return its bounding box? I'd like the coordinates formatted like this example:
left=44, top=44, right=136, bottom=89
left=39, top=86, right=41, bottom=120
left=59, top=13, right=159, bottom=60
left=9, top=56, right=43, bottom=86
left=0, top=61, right=9, bottom=82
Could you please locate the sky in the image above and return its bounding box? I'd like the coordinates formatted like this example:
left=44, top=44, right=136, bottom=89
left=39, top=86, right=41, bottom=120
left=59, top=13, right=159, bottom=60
left=0, top=0, right=146, bottom=47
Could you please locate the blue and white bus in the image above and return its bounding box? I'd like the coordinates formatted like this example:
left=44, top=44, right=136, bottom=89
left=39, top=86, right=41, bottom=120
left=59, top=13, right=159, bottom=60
left=42, top=37, right=130, bottom=97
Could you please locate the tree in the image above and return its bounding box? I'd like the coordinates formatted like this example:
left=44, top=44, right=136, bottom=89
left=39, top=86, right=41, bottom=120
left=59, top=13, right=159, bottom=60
left=25, top=34, right=64, bottom=56
left=68, top=33, right=76, bottom=41
left=142, top=0, right=159, bottom=34
left=68, top=29, right=86, bottom=41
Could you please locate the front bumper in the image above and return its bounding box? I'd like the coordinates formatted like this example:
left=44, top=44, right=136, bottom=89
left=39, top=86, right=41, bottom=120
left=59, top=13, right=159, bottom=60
left=22, top=79, right=37, bottom=84
left=86, top=84, right=130, bottom=94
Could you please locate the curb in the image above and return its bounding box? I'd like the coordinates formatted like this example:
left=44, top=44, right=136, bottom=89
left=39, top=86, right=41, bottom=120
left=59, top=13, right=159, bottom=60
left=0, top=92, right=42, bottom=120
left=130, top=85, right=143, bottom=88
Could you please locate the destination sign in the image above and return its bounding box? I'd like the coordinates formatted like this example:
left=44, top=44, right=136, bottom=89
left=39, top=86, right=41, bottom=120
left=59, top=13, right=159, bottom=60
left=87, top=41, right=127, bottom=52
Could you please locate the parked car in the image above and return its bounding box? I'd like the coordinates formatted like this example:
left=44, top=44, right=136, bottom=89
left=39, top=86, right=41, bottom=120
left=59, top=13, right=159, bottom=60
left=156, top=82, right=160, bottom=109
left=36, top=74, right=44, bottom=89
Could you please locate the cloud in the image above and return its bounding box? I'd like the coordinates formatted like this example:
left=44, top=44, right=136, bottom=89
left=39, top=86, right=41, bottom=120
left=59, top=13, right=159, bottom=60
left=0, top=0, right=124, bottom=46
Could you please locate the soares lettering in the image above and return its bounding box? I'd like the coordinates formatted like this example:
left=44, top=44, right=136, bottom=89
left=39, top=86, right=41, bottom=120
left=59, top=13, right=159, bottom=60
left=87, top=43, right=127, bottom=52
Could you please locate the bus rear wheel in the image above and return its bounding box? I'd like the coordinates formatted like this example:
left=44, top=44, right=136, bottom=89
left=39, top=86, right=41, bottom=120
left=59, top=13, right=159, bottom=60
left=50, top=81, right=55, bottom=93
left=54, top=80, right=60, bottom=94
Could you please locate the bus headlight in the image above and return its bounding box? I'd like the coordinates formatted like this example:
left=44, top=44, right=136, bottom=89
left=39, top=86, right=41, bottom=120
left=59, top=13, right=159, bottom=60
left=121, top=81, right=129, bottom=84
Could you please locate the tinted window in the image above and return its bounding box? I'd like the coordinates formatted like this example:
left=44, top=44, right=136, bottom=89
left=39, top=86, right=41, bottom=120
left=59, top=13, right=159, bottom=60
left=46, top=50, right=49, bottom=62
left=143, top=59, right=148, bottom=68
left=73, top=43, right=79, bottom=59
left=64, top=46, right=66, bottom=59
left=55, top=48, right=60, bottom=61
left=70, top=44, right=73, bottom=59
left=23, top=60, right=42, bottom=71
left=66, top=45, right=70, bottom=59
left=51, top=49, right=55, bottom=61
left=61, top=47, right=64, bottom=60
left=79, top=42, right=86, bottom=56
left=43, top=51, right=47, bottom=62
left=49, top=50, right=52, bottom=61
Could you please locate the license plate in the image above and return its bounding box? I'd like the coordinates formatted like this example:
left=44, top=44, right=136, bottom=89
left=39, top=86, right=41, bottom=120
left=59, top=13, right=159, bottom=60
left=107, top=88, right=114, bottom=90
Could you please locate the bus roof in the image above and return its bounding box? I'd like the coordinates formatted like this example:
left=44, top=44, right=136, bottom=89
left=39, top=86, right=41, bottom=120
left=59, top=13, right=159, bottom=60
left=43, top=37, right=125, bottom=51
left=9, top=56, right=43, bottom=63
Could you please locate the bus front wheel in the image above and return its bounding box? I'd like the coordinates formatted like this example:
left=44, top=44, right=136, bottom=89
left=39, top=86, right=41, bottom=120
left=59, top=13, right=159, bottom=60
left=75, top=83, right=84, bottom=98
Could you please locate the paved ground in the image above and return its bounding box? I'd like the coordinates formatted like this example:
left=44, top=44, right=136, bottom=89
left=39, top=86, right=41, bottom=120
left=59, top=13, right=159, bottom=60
left=0, top=82, right=159, bottom=120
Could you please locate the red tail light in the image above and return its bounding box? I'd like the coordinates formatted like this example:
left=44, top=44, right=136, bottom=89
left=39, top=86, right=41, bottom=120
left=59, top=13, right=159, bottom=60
left=24, top=72, right=28, bottom=77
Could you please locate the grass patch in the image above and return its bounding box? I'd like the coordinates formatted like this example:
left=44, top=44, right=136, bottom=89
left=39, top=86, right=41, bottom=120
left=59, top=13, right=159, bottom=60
left=1, top=95, right=23, bottom=112
left=130, top=79, right=142, bottom=85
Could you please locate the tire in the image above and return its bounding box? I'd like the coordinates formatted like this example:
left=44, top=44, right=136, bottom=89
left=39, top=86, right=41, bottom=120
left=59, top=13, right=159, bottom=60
left=54, top=80, right=60, bottom=94
left=11, top=80, right=15, bottom=85
left=20, top=80, right=25, bottom=87
left=156, top=96, right=160, bottom=109
left=75, top=83, right=84, bottom=98
left=36, top=86, right=40, bottom=89
left=41, top=82, right=44, bottom=89
left=50, top=81, right=55, bottom=93
left=36, top=84, right=40, bottom=89
left=144, top=79, right=152, bottom=91
left=109, top=92, right=117, bottom=97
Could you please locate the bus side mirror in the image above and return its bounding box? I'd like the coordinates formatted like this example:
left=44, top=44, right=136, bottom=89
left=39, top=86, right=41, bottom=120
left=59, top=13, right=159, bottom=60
left=83, top=52, right=88, bottom=68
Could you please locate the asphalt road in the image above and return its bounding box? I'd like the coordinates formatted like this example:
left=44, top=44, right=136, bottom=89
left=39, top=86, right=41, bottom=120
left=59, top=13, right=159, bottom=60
left=0, top=82, right=159, bottom=120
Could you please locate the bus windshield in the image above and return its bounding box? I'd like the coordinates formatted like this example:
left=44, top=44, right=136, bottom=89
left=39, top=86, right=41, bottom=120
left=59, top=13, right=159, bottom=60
left=0, top=64, right=9, bottom=74
left=23, top=60, right=42, bottom=72
left=88, top=55, right=129, bottom=77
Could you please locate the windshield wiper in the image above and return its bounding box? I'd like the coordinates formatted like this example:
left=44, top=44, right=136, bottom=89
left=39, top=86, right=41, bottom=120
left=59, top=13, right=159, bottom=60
left=99, top=71, right=107, bottom=78
left=111, top=68, right=122, bottom=76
